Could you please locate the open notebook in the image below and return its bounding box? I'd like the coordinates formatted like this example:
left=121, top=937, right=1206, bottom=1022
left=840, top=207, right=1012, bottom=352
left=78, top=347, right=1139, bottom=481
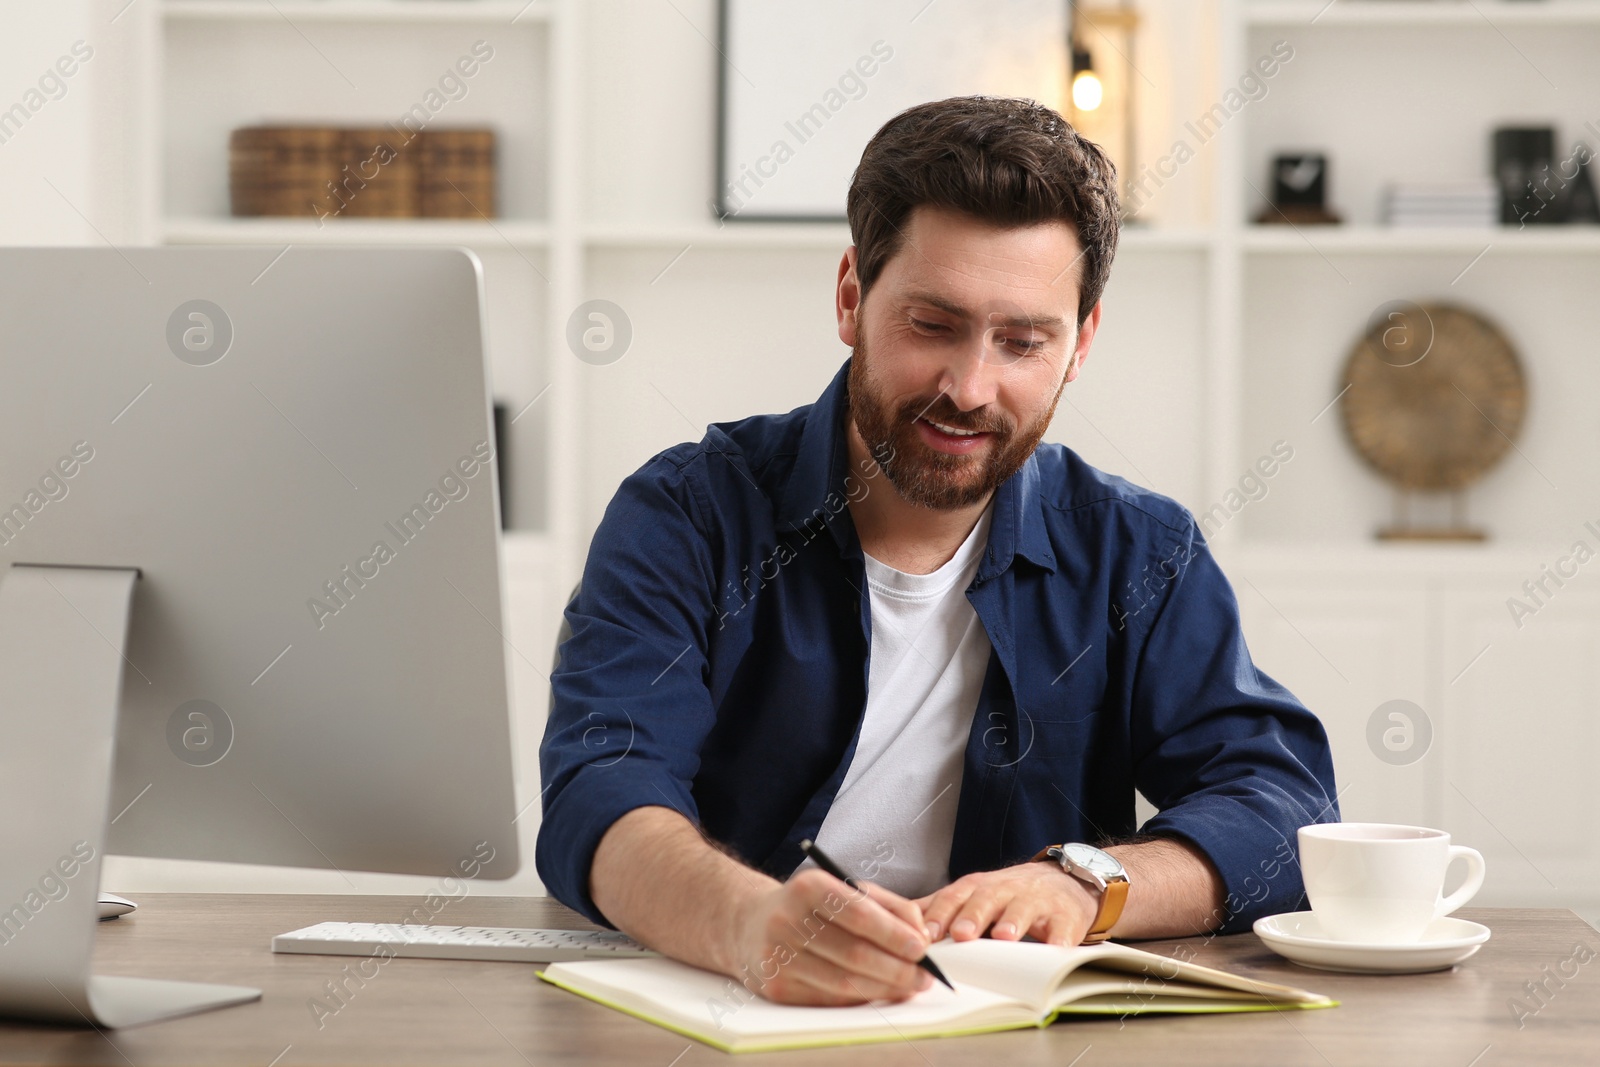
left=539, top=937, right=1336, bottom=1053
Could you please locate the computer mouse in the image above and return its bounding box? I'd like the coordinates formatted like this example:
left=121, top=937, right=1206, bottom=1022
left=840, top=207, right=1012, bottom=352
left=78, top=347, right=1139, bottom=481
left=97, top=893, right=137, bottom=920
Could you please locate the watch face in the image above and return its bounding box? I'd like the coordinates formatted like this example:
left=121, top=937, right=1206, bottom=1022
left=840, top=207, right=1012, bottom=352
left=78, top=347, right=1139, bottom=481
left=1063, top=843, right=1123, bottom=878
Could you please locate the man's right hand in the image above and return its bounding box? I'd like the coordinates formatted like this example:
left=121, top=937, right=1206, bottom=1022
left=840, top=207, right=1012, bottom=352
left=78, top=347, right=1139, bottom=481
left=590, top=808, right=935, bottom=1007
left=725, top=868, right=935, bottom=1005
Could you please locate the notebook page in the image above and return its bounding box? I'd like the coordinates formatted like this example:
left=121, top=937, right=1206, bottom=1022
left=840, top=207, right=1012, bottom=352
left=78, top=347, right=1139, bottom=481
left=1087, top=944, right=1331, bottom=1003
left=1050, top=974, right=1288, bottom=1013
left=543, top=955, right=1030, bottom=1041
left=925, top=938, right=1111, bottom=1013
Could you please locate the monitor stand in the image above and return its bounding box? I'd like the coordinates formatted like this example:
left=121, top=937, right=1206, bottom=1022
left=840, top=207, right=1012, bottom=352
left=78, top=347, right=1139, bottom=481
left=0, top=564, right=261, bottom=1027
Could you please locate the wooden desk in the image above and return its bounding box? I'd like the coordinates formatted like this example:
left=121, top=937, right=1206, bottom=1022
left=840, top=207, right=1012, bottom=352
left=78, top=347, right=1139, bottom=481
left=0, top=896, right=1594, bottom=1064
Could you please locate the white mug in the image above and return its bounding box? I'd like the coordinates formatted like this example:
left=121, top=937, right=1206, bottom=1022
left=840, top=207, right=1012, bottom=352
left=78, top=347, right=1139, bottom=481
left=1297, top=823, right=1486, bottom=944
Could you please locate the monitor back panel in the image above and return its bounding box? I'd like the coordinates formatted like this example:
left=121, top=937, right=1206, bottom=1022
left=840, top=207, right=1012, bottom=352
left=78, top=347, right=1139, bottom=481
left=0, top=247, right=518, bottom=878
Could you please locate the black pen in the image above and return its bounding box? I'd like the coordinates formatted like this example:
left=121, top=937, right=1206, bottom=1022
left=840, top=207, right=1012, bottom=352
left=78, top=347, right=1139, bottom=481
left=798, top=838, right=955, bottom=992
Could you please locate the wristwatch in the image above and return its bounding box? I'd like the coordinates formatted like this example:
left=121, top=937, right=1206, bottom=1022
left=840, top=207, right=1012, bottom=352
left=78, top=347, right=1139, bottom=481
left=1031, top=842, right=1130, bottom=943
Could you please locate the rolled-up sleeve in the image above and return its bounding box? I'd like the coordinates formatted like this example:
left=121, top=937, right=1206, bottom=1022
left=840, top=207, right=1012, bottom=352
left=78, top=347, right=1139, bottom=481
left=1127, top=516, right=1339, bottom=934
left=535, top=454, right=718, bottom=926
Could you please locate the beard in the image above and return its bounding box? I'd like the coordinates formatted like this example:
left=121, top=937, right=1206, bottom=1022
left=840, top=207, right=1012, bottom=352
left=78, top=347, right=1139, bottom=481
left=846, top=332, right=1068, bottom=511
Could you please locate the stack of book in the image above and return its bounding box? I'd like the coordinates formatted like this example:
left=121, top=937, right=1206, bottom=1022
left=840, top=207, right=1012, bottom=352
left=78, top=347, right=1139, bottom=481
left=1383, top=181, right=1498, bottom=228
left=229, top=125, right=497, bottom=221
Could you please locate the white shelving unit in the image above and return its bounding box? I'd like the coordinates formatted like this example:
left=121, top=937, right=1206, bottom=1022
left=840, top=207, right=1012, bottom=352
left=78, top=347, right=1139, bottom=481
left=163, top=216, right=553, bottom=246
left=1214, top=0, right=1600, bottom=920
left=103, top=0, right=585, bottom=895
left=1226, top=0, right=1600, bottom=549
left=162, top=0, right=556, bottom=22
left=1245, top=0, right=1600, bottom=27
left=154, top=0, right=572, bottom=545
left=1240, top=225, right=1600, bottom=254
left=122, top=0, right=1600, bottom=544
left=103, top=0, right=1600, bottom=917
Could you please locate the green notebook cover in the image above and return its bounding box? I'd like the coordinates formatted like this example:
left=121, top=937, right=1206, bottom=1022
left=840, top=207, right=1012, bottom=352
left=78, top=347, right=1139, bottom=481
left=539, top=937, right=1337, bottom=1054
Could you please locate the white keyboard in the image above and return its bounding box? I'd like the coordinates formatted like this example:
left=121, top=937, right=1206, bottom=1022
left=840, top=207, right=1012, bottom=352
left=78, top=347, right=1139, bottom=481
left=271, top=922, right=658, bottom=964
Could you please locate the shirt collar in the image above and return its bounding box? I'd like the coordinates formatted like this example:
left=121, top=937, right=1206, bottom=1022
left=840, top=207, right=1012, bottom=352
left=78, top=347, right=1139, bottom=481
left=775, top=357, right=1057, bottom=578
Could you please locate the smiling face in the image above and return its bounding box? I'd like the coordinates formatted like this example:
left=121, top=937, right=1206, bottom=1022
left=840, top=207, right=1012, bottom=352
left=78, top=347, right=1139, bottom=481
left=840, top=203, right=1102, bottom=511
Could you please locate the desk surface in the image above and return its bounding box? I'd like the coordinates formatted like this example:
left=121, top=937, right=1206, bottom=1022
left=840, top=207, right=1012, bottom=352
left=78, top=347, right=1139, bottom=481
left=0, top=895, right=1594, bottom=1065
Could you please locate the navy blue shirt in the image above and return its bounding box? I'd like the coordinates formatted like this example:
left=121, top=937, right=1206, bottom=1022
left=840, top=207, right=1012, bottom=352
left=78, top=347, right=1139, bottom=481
left=538, top=356, right=1338, bottom=935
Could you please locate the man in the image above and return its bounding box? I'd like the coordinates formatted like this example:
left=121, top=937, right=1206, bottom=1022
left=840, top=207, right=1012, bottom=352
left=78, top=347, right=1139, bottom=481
left=538, top=96, right=1337, bottom=1007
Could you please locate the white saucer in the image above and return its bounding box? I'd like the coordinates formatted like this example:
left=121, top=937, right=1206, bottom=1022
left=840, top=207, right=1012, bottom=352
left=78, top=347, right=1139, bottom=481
left=1253, top=911, right=1490, bottom=974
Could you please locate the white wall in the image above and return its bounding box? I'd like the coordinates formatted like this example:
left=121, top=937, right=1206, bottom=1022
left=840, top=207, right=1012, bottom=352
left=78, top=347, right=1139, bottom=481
left=577, top=0, right=1213, bottom=533
left=0, top=2, right=96, bottom=243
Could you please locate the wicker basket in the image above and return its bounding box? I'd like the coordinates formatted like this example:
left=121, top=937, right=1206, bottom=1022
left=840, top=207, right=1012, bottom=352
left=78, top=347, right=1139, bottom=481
left=418, top=128, right=497, bottom=218
left=333, top=127, right=421, bottom=218
left=229, top=126, right=343, bottom=219
left=229, top=125, right=497, bottom=220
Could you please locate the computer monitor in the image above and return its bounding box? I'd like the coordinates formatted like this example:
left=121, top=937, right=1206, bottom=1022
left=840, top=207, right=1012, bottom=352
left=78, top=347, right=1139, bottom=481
left=0, top=247, right=519, bottom=1027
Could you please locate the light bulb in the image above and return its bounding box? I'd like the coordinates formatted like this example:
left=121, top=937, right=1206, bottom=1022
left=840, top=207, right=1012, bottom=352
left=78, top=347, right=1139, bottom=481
left=1072, top=69, right=1103, bottom=112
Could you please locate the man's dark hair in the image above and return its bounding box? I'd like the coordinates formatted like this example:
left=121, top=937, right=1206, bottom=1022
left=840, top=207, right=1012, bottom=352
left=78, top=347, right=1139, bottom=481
left=846, top=96, right=1120, bottom=326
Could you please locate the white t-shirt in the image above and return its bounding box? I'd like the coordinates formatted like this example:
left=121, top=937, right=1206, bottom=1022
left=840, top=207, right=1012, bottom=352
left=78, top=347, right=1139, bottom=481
left=795, top=501, right=995, bottom=898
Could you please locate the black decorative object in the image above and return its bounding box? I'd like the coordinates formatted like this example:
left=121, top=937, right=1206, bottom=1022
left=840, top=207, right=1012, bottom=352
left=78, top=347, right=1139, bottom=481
left=1563, top=144, right=1600, bottom=225
left=1274, top=154, right=1326, bottom=207
left=493, top=400, right=509, bottom=530
left=1256, top=153, right=1340, bottom=224
left=1493, top=127, right=1559, bottom=226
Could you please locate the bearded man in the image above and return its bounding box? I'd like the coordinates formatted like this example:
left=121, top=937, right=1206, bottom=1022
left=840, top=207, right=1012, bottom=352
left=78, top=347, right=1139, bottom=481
left=538, top=95, right=1337, bottom=1006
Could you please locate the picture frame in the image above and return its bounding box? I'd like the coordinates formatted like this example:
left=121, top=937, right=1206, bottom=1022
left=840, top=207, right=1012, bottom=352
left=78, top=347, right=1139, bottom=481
left=715, top=0, right=1068, bottom=221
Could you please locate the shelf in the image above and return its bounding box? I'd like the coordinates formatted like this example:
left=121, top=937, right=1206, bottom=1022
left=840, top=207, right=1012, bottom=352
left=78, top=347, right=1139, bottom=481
left=163, top=0, right=554, bottom=23
left=1214, top=539, right=1557, bottom=575
left=581, top=222, right=1213, bottom=252
left=583, top=222, right=852, bottom=250
left=163, top=217, right=551, bottom=247
left=1245, top=0, right=1600, bottom=27
left=161, top=219, right=1214, bottom=257
left=1242, top=225, right=1600, bottom=254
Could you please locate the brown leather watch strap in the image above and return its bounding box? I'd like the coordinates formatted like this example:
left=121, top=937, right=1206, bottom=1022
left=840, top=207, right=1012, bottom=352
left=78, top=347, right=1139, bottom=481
left=1083, top=877, right=1128, bottom=943
left=1032, top=844, right=1128, bottom=943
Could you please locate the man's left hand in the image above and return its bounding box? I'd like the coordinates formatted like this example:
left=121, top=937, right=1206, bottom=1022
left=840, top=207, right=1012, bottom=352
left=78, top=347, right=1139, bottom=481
left=915, top=860, right=1100, bottom=946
